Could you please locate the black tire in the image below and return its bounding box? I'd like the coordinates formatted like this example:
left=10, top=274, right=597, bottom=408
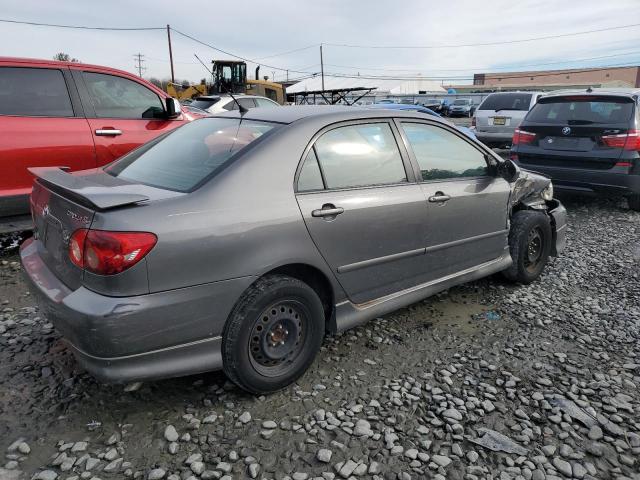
left=628, top=194, right=640, bottom=211
left=222, top=274, right=325, bottom=394
left=502, top=210, right=552, bottom=284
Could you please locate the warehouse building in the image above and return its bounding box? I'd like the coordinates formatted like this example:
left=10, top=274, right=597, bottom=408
left=449, top=65, right=640, bottom=92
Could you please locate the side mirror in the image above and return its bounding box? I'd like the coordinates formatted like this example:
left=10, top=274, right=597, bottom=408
left=165, top=97, right=181, bottom=119
left=497, top=159, right=520, bottom=183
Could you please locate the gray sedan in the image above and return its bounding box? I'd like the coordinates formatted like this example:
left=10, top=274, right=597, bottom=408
left=21, top=106, right=566, bottom=394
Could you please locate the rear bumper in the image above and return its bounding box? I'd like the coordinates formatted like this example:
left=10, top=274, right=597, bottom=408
left=515, top=163, right=640, bottom=195
left=0, top=193, right=30, bottom=217
left=20, top=237, right=255, bottom=382
left=476, top=131, right=514, bottom=145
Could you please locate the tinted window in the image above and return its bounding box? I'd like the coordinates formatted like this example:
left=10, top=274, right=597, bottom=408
left=83, top=72, right=164, bottom=119
left=527, top=97, right=634, bottom=124
left=401, top=123, right=488, bottom=181
left=314, top=123, right=407, bottom=189
left=106, top=118, right=277, bottom=192
left=297, top=149, right=324, bottom=191
left=190, top=98, right=220, bottom=110
left=479, top=93, right=533, bottom=111
left=453, top=99, right=471, bottom=105
left=0, top=67, right=73, bottom=117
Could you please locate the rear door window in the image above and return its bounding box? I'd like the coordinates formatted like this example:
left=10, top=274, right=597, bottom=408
left=83, top=72, right=165, bottom=119
left=0, top=67, right=73, bottom=117
left=527, top=97, right=634, bottom=124
left=313, top=123, right=407, bottom=189
left=479, top=93, right=533, bottom=111
left=297, top=149, right=325, bottom=191
left=106, top=118, right=277, bottom=192
left=401, top=123, right=488, bottom=181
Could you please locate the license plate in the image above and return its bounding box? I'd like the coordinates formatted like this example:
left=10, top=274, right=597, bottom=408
left=493, top=117, right=506, bottom=126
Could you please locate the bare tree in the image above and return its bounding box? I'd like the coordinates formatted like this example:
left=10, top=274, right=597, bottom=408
left=53, top=52, right=80, bottom=62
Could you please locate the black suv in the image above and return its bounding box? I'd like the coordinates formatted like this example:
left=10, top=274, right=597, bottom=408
left=511, top=88, right=640, bottom=211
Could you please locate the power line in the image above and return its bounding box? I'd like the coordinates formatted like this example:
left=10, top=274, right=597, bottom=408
left=324, top=51, right=640, bottom=74
left=169, top=27, right=315, bottom=74
left=254, top=44, right=319, bottom=60
left=323, top=23, right=640, bottom=49
left=0, top=18, right=163, bottom=31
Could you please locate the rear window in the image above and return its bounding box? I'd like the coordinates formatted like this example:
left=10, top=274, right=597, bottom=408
left=190, top=98, right=221, bottom=110
left=0, top=67, right=74, bottom=117
left=479, top=93, right=533, bottom=111
left=527, top=96, right=634, bottom=124
left=453, top=99, right=470, bottom=105
left=106, top=118, right=277, bottom=192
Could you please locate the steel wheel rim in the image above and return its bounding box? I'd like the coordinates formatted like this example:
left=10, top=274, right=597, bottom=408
left=249, top=300, right=307, bottom=377
left=524, top=226, right=544, bottom=273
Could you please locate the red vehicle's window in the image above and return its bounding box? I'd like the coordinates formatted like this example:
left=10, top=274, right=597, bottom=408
left=83, top=72, right=165, bottom=119
left=0, top=67, right=73, bottom=117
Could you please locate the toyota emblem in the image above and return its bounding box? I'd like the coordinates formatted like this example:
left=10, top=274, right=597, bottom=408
left=562, top=127, right=571, bottom=135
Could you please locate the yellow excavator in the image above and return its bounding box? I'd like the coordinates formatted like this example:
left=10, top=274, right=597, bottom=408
left=167, top=60, right=285, bottom=104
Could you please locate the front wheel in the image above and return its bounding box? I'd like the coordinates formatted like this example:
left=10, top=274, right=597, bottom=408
left=502, top=210, right=552, bottom=284
left=627, top=194, right=640, bottom=211
left=222, top=275, right=325, bottom=394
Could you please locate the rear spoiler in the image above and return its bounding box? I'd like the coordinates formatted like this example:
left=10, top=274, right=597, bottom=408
left=28, top=167, right=149, bottom=211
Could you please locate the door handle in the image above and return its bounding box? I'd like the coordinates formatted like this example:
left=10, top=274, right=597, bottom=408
left=428, top=192, right=451, bottom=203
left=312, top=204, right=345, bottom=218
left=95, top=129, right=123, bottom=136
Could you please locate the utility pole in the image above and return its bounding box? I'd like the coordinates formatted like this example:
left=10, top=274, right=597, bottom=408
left=320, top=44, right=325, bottom=92
left=286, top=69, right=289, bottom=82
left=133, top=53, right=146, bottom=78
left=167, top=24, right=175, bottom=84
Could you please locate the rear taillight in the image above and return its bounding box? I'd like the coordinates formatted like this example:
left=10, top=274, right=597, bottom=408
left=68, top=229, right=157, bottom=275
left=513, top=128, right=536, bottom=145
left=602, top=129, right=640, bottom=151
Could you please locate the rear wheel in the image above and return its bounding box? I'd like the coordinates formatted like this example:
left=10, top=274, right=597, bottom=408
left=627, top=194, right=640, bottom=211
left=503, top=210, right=552, bottom=284
left=222, top=275, right=325, bottom=394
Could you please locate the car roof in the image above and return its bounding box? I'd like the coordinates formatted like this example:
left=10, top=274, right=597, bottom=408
left=194, top=96, right=222, bottom=100
left=368, top=103, right=423, bottom=110
left=213, top=104, right=449, bottom=125
left=541, top=87, right=640, bottom=99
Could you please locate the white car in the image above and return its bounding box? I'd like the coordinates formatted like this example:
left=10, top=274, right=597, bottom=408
left=189, top=95, right=279, bottom=114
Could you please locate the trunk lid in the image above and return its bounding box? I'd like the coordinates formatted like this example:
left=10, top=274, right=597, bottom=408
left=29, top=167, right=177, bottom=289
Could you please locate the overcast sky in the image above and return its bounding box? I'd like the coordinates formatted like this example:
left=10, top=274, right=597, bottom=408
left=1, top=0, right=639, bottom=84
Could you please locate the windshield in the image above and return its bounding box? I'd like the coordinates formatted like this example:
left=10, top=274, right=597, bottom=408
left=527, top=96, right=634, bottom=125
left=479, top=93, right=533, bottom=111
left=106, top=118, right=278, bottom=192
left=453, top=99, right=470, bottom=105
left=190, top=98, right=221, bottom=110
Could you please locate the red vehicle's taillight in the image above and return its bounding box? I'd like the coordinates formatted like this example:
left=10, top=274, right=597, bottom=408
left=68, top=229, right=157, bottom=275
left=512, top=128, right=536, bottom=145
left=602, top=129, right=640, bottom=151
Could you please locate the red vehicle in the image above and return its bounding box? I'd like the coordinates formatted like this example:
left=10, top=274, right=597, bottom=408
left=0, top=57, right=199, bottom=217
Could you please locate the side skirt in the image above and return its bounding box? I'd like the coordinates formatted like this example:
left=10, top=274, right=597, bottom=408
left=334, top=251, right=512, bottom=332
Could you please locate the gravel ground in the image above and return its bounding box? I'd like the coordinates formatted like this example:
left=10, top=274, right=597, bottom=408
left=1, top=192, right=639, bottom=480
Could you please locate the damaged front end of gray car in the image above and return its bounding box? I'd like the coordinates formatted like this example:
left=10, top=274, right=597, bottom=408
left=511, top=166, right=567, bottom=257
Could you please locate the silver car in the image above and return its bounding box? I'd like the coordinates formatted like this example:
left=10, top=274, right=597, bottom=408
left=21, top=106, right=566, bottom=394
left=474, top=92, right=543, bottom=147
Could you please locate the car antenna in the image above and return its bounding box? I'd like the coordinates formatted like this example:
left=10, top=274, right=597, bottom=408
left=193, top=54, right=248, bottom=115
